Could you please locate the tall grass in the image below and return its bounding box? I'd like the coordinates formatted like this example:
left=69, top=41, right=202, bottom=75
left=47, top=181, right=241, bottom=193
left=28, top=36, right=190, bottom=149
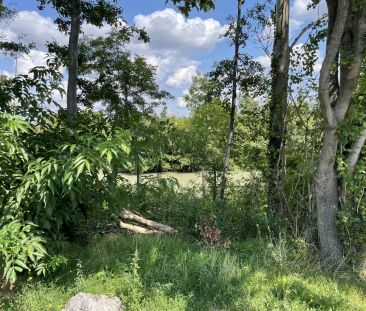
left=2, top=235, right=365, bottom=311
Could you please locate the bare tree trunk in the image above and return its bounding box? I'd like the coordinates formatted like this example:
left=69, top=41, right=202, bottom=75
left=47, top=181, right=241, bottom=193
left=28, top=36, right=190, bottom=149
left=201, top=169, right=206, bottom=194
left=219, top=0, right=243, bottom=201
left=133, top=138, right=140, bottom=186
left=119, top=210, right=177, bottom=234
left=136, top=155, right=140, bottom=186
left=267, top=0, right=289, bottom=216
left=66, top=0, right=80, bottom=122
left=213, top=168, right=217, bottom=201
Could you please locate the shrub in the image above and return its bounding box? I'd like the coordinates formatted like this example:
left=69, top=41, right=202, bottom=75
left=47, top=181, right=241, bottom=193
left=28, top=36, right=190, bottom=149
left=0, top=113, right=131, bottom=284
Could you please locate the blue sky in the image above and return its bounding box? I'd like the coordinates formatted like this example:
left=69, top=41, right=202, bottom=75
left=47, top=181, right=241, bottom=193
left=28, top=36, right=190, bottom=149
left=1, top=0, right=326, bottom=115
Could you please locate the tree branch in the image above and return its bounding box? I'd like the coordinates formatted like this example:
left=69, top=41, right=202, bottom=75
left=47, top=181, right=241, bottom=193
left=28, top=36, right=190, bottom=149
left=318, top=0, right=349, bottom=127
left=119, top=210, right=177, bottom=234
left=334, top=9, right=366, bottom=121
left=290, top=13, right=327, bottom=51
left=347, top=128, right=366, bottom=175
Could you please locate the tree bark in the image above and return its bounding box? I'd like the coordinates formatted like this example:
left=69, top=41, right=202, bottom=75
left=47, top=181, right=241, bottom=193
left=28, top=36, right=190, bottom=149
left=134, top=141, right=141, bottom=186
left=340, top=128, right=366, bottom=210
left=315, top=128, right=343, bottom=262
left=213, top=168, right=217, bottom=201
left=219, top=0, right=243, bottom=200
left=267, top=0, right=289, bottom=215
left=315, top=0, right=366, bottom=263
left=119, top=221, right=164, bottom=234
left=118, top=210, right=177, bottom=234
left=66, top=0, right=80, bottom=122
left=348, top=128, right=366, bottom=176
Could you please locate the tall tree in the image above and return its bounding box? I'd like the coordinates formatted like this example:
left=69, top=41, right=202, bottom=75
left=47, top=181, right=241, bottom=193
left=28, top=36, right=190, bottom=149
left=67, top=0, right=80, bottom=121
left=267, top=0, right=289, bottom=216
left=38, top=0, right=122, bottom=122
left=209, top=62, right=264, bottom=201
left=315, top=0, right=366, bottom=263
left=219, top=0, right=243, bottom=201
left=77, top=31, right=170, bottom=181
left=265, top=0, right=326, bottom=218
left=185, top=75, right=228, bottom=200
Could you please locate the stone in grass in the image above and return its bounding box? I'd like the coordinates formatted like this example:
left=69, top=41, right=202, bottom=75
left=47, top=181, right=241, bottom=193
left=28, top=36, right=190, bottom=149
left=62, top=292, right=124, bottom=311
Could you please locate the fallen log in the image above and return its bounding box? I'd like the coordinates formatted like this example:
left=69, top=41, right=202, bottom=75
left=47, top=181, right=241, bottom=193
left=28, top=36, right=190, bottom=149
left=119, top=220, right=164, bottom=234
left=118, top=210, right=177, bottom=234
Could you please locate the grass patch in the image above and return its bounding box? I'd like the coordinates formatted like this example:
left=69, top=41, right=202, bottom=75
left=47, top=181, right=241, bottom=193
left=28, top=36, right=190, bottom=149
left=1, top=235, right=365, bottom=311
left=120, top=171, right=252, bottom=187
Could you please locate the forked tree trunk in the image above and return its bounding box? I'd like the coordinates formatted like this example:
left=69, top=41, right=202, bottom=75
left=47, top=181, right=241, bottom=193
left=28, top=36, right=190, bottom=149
left=315, top=0, right=366, bottom=263
left=219, top=0, right=243, bottom=200
left=267, top=0, right=289, bottom=216
left=66, top=0, right=80, bottom=122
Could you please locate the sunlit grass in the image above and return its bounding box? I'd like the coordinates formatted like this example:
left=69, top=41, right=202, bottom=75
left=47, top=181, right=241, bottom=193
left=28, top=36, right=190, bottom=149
left=120, top=171, right=252, bottom=187
left=2, top=235, right=365, bottom=311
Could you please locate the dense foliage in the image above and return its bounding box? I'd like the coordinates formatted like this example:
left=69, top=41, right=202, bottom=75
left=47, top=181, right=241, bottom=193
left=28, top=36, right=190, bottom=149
left=0, top=2, right=365, bottom=308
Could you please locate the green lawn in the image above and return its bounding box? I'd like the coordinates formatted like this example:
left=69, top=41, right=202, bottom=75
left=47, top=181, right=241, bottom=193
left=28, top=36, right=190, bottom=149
left=2, top=235, right=365, bottom=311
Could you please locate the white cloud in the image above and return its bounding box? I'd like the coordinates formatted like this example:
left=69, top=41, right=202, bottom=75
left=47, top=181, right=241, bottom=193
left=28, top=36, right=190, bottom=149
left=254, top=55, right=271, bottom=71
left=142, top=53, right=179, bottom=81
left=2, top=10, right=113, bottom=51
left=176, top=89, right=190, bottom=108
left=16, top=49, right=48, bottom=74
left=289, top=18, right=303, bottom=34
left=134, top=9, right=225, bottom=54
left=177, top=97, right=187, bottom=108
left=82, top=22, right=112, bottom=38
left=166, top=65, right=198, bottom=88
left=51, top=80, right=67, bottom=109
left=0, top=9, right=226, bottom=116
left=0, top=69, right=12, bottom=77
left=2, top=11, right=67, bottom=49
left=292, top=0, right=327, bottom=21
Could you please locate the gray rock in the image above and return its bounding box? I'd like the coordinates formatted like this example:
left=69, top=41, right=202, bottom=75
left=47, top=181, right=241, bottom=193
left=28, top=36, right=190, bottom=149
left=62, top=292, right=124, bottom=311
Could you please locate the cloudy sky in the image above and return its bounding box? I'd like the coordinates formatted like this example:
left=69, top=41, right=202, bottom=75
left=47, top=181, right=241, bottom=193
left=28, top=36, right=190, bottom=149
left=0, top=0, right=326, bottom=116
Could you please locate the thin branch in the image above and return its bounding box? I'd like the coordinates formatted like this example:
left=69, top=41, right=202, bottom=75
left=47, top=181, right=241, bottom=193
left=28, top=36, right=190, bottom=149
left=347, top=128, right=366, bottom=175
left=290, top=13, right=327, bottom=51
left=254, top=31, right=272, bottom=57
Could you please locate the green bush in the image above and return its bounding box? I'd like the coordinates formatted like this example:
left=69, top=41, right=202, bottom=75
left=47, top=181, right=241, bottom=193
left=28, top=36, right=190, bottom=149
left=0, top=221, right=47, bottom=284
left=0, top=113, right=131, bottom=284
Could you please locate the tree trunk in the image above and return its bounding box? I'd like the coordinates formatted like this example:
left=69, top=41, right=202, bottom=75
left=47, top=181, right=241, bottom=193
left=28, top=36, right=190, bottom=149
left=219, top=0, right=242, bottom=201
left=136, top=160, right=140, bottom=186
left=213, top=168, right=217, bottom=201
left=119, top=210, right=177, bottom=234
left=66, top=0, right=80, bottom=122
left=315, top=128, right=343, bottom=262
left=135, top=143, right=140, bottom=186
left=267, top=0, right=289, bottom=216
left=315, top=0, right=366, bottom=263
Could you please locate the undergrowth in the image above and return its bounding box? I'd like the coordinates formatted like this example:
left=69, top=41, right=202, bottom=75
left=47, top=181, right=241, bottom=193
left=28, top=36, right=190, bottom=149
left=1, top=235, right=365, bottom=311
